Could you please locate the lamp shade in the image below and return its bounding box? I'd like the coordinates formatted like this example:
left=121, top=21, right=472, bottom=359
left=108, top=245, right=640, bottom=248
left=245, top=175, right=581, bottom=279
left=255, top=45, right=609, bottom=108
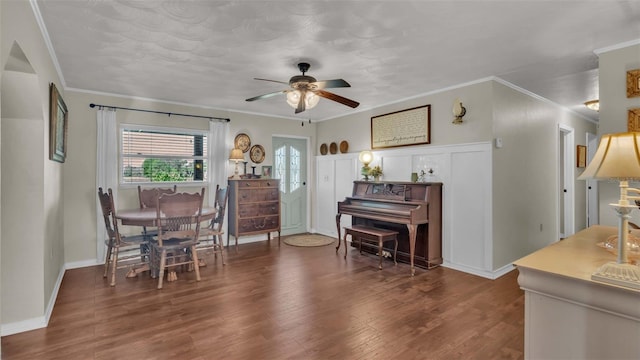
left=287, top=90, right=319, bottom=110
left=229, top=148, right=244, bottom=161
left=578, top=132, right=640, bottom=181
left=358, top=150, right=373, bottom=165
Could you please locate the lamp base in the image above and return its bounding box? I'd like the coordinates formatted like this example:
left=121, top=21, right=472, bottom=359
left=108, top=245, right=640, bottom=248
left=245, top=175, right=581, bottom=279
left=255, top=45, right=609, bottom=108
left=591, top=262, right=640, bottom=290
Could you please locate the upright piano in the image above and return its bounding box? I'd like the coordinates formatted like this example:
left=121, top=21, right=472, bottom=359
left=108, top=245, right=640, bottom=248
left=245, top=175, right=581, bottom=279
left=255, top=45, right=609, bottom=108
left=336, top=181, right=442, bottom=275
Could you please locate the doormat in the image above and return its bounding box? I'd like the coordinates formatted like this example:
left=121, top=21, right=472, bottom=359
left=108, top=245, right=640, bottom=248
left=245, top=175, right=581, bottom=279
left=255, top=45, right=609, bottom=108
left=283, top=234, right=336, bottom=247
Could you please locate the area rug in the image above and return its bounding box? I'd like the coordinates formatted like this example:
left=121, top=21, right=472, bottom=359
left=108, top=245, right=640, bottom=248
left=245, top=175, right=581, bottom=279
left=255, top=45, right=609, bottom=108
left=283, top=234, right=336, bottom=247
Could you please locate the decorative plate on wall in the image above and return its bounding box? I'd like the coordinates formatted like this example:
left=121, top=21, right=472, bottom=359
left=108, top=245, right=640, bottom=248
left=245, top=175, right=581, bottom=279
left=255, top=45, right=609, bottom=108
left=329, top=142, right=338, bottom=154
left=234, top=133, right=251, bottom=153
left=249, top=144, right=265, bottom=163
left=339, top=140, right=349, bottom=153
left=320, top=143, right=328, bottom=155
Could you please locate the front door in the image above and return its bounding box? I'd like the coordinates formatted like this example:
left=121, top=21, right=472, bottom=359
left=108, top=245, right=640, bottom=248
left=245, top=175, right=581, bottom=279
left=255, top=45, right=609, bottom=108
left=273, top=136, right=308, bottom=235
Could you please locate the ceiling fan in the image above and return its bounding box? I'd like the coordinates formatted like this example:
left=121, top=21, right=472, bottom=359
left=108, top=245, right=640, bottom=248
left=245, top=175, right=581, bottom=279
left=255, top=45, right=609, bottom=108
left=246, top=62, right=360, bottom=114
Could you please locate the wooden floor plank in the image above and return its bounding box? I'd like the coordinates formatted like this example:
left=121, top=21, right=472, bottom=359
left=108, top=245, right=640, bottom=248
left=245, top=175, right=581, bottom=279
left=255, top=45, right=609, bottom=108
left=1, top=237, right=524, bottom=359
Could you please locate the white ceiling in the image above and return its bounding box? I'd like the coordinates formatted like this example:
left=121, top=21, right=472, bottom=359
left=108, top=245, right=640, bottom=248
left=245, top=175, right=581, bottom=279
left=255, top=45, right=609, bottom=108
left=35, top=1, right=640, bottom=122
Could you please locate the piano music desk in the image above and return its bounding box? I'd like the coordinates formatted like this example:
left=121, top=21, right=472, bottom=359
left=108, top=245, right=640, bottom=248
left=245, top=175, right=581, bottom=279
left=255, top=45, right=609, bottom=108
left=343, top=225, right=398, bottom=270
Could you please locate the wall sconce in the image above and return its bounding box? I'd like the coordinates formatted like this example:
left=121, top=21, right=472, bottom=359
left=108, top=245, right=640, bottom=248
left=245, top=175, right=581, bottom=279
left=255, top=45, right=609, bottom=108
left=229, top=148, right=245, bottom=179
left=584, top=99, right=600, bottom=112
left=358, top=150, right=373, bottom=181
left=452, top=98, right=466, bottom=124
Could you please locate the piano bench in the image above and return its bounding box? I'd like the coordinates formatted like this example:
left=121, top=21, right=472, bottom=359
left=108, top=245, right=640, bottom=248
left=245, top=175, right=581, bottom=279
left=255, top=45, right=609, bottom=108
left=343, top=225, right=398, bottom=270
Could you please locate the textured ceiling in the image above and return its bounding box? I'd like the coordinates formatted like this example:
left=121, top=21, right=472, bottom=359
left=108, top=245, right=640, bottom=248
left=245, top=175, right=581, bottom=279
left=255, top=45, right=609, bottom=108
left=35, top=1, right=640, bottom=122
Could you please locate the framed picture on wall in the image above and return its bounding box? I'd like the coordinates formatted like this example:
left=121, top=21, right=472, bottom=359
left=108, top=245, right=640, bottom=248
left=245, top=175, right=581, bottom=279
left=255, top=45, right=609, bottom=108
left=628, top=108, right=640, bottom=131
left=49, top=83, right=68, bottom=163
left=627, top=69, right=640, bottom=98
left=577, top=145, right=587, bottom=168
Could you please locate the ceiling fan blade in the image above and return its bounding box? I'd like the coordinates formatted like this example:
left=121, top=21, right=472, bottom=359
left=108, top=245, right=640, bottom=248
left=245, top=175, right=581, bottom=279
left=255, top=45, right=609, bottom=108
left=295, top=93, right=306, bottom=114
left=315, top=90, right=360, bottom=108
left=312, top=79, right=351, bottom=89
left=246, top=90, right=287, bottom=102
left=254, top=78, right=289, bottom=85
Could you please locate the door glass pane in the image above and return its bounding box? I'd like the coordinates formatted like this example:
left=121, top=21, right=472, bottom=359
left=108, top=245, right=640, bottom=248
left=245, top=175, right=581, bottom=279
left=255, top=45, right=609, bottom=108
left=275, top=145, right=287, bottom=193
left=290, top=147, right=300, bottom=192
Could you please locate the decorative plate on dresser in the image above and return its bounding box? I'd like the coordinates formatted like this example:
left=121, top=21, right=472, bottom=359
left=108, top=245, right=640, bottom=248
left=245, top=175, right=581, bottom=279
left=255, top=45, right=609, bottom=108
left=249, top=144, right=265, bottom=163
left=234, top=133, right=251, bottom=153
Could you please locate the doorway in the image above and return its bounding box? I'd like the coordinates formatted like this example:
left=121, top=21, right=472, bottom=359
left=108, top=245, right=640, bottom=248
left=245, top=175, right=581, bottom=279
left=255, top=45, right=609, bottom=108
left=559, top=125, right=575, bottom=239
left=272, top=136, right=308, bottom=235
left=586, top=132, right=599, bottom=227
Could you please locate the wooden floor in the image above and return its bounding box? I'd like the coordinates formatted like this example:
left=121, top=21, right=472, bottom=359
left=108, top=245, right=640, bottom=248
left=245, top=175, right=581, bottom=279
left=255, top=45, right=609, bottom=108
left=2, top=236, right=524, bottom=360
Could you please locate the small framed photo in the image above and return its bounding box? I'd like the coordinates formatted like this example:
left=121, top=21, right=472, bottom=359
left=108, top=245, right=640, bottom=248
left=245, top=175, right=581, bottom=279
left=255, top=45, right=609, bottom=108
left=628, top=69, right=640, bottom=98
left=261, top=165, right=272, bottom=178
left=577, top=145, right=587, bottom=168
left=49, top=83, right=68, bottom=163
left=628, top=108, right=640, bottom=131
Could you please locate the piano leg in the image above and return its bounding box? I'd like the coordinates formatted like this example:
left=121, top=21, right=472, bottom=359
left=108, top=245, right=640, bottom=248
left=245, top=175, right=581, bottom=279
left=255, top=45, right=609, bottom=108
left=335, top=214, right=342, bottom=252
left=407, top=224, right=417, bottom=276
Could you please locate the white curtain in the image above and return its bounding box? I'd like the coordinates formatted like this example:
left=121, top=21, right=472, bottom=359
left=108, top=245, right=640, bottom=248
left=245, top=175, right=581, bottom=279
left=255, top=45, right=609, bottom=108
left=96, top=108, right=118, bottom=262
left=207, top=120, right=230, bottom=205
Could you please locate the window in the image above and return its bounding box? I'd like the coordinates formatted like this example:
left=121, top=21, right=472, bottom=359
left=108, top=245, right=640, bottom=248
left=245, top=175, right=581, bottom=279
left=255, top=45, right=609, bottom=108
left=121, top=125, right=207, bottom=184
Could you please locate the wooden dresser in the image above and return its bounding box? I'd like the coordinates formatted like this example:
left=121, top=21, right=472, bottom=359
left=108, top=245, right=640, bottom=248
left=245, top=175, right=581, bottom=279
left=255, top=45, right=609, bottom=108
left=227, top=178, right=281, bottom=250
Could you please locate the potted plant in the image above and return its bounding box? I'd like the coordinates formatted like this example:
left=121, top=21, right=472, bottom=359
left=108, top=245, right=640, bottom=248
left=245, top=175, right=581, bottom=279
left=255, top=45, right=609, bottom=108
left=369, top=165, right=383, bottom=181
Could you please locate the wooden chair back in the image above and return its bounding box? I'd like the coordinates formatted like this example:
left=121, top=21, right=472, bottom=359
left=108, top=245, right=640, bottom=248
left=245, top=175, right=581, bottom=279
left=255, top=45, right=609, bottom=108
left=155, top=188, right=205, bottom=247
left=138, top=185, right=177, bottom=209
left=210, top=185, right=229, bottom=232
left=98, top=187, right=119, bottom=245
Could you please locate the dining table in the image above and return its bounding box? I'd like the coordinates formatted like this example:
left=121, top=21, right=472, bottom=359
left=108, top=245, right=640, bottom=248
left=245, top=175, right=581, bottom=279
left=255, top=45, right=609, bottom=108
left=116, top=206, right=217, bottom=281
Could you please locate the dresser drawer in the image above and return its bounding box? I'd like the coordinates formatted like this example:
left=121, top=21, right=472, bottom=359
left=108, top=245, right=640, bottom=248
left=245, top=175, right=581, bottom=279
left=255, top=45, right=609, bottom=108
left=238, top=188, right=279, bottom=202
left=237, top=201, right=279, bottom=217
left=237, top=180, right=279, bottom=189
left=238, top=215, right=280, bottom=233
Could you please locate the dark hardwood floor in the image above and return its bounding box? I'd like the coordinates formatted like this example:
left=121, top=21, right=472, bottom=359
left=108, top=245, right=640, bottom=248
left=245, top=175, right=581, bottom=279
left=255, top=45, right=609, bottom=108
left=2, top=237, right=524, bottom=360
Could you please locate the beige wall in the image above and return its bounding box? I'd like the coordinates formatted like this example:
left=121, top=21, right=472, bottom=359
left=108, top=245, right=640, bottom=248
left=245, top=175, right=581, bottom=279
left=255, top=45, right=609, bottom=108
left=318, top=78, right=596, bottom=271
left=1, top=0, right=65, bottom=328
left=317, top=80, right=495, bottom=154
left=63, top=90, right=316, bottom=263
left=491, top=81, right=596, bottom=268
left=597, top=43, right=640, bottom=226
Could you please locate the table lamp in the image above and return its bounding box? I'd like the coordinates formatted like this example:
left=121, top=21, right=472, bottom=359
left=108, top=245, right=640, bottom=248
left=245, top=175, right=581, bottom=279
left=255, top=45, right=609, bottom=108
left=578, top=132, right=640, bottom=289
left=229, top=148, right=245, bottom=179
left=358, top=150, right=373, bottom=181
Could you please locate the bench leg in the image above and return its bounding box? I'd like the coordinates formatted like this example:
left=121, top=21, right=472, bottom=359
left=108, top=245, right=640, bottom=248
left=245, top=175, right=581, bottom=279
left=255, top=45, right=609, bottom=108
left=393, top=239, right=398, bottom=266
left=343, top=232, right=348, bottom=259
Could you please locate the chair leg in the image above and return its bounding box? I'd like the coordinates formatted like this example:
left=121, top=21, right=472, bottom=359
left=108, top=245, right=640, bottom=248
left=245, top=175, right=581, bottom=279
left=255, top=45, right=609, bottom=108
left=110, top=247, right=119, bottom=286
left=218, top=235, right=226, bottom=265
left=157, top=250, right=166, bottom=289
left=191, top=245, right=201, bottom=281
left=103, top=242, right=113, bottom=278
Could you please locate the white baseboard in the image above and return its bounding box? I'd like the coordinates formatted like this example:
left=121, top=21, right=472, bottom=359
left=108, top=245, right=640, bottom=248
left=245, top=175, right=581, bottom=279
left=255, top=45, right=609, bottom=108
left=65, top=258, right=101, bottom=270
left=442, top=261, right=516, bottom=279
left=1, top=263, right=65, bottom=336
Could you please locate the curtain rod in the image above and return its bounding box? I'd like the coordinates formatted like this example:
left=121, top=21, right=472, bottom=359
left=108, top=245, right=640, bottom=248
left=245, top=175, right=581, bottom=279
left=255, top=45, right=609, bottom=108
left=89, top=103, right=230, bottom=122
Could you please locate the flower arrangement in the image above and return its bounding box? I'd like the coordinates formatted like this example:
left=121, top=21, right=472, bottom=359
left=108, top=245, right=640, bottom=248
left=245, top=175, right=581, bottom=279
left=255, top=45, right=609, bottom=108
left=369, top=165, right=383, bottom=179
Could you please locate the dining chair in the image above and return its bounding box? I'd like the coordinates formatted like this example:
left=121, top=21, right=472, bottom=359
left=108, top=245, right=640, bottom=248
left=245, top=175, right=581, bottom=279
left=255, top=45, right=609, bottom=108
left=98, top=187, right=149, bottom=286
left=152, top=188, right=205, bottom=289
left=197, top=185, right=228, bottom=265
left=137, top=185, right=177, bottom=237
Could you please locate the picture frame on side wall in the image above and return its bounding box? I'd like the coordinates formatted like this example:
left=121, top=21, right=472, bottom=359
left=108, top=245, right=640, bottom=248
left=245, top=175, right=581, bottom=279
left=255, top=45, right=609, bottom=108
left=49, top=83, right=68, bottom=163
left=627, top=69, right=640, bottom=98
left=628, top=108, right=640, bottom=132
left=577, top=145, right=587, bottom=168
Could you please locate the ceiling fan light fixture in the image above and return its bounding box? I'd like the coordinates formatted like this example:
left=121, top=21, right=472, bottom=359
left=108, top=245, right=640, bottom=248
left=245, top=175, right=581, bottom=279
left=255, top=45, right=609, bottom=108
left=286, top=90, right=319, bottom=110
